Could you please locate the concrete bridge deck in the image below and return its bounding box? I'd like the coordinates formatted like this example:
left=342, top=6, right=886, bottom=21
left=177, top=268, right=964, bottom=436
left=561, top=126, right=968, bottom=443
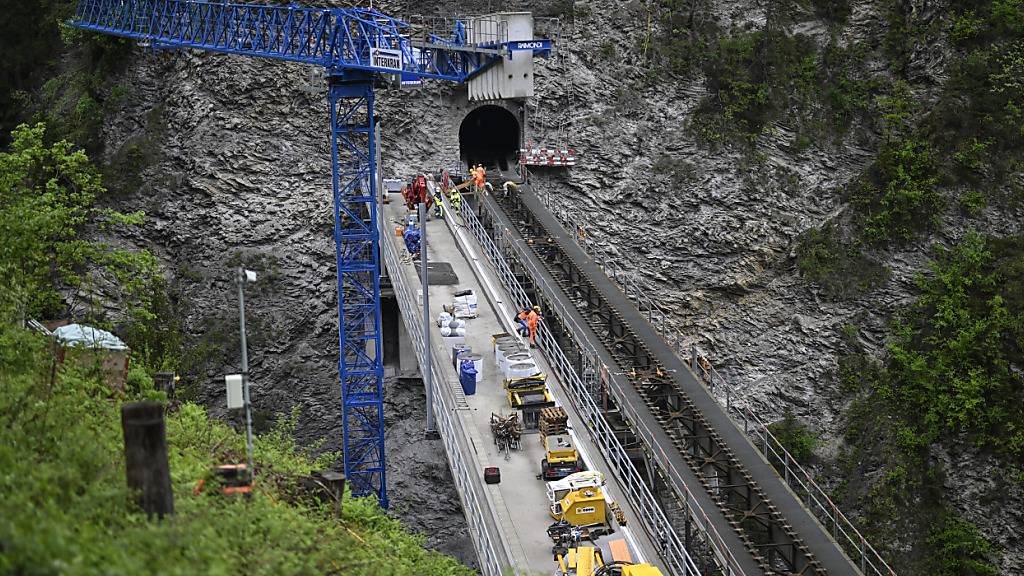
left=380, top=193, right=664, bottom=575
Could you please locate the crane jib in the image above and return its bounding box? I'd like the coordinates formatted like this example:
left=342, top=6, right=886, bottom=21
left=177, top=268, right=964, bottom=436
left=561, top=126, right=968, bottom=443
left=70, top=0, right=552, bottom=81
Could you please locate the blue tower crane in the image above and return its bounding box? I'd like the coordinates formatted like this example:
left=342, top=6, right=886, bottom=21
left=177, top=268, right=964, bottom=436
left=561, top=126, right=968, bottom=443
left=70, top=0, right=552, bottom=507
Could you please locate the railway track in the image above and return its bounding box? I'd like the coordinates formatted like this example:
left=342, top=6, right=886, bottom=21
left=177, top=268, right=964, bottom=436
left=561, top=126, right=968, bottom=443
left=481, top=186, right=858, bottom=575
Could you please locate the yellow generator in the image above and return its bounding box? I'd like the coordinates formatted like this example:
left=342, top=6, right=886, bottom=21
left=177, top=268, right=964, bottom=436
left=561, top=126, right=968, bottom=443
left=551, top=484, right=608, bottom=530
left=541, top=435, right=584, bottom=480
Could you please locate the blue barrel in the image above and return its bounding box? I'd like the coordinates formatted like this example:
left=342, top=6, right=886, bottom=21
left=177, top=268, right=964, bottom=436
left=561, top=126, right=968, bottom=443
left=459, top=359, right=478, bottom=396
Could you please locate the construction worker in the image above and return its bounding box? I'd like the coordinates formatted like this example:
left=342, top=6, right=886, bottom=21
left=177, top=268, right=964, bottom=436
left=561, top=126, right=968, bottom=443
left=525, top=305, right=542, bottom=348
left=502, top=180, right=519, bottom=198
left=449, top=188, right=462, bottom=213
left=401, top=184, right=414, bottom=210
left=473, top=164, right=487, bottom=191
left=432, top=186, right=445, bottom=219
left=515, top=308, right=530, bottom=337
left=403, top=221, right=421, bottom=256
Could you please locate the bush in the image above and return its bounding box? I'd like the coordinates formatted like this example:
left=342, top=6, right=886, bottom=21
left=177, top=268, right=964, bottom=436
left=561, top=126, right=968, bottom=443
left=885, top=232, right=1024, bottom=455
left=0, top=324, right=471, bottom=575
left=854, top=137, right=943, bottom=244
left=702, top=32, right=771, bottom=138
left=810, top=0, right=852, bottom=25
left=960, top=189, right=987, bottom=215
left=767, top=410, right=818, bottom=464
left=927, top=513, right=999, bottom=576
left=796, top=224, right=890, bottom=298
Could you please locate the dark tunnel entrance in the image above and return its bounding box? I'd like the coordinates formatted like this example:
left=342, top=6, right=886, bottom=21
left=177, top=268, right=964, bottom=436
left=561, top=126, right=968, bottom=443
left=459, top=105, right=520, bottom=171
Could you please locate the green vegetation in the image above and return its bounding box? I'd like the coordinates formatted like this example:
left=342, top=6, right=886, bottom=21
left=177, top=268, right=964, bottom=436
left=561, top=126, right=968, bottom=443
left=833, top=325, right=1001, bottom=575
left=0, top=124, right=467, bottom=574
left=655, top=2, right=881, bottom=142
left=927, top=513, right=1000, bottom=576
left=853, top=137, right=943, bottom=244
left=767, top=410, right=818, bottom=464
left=885, top=232, right=1024, bottom=455
left=1, top=1, right=131, bottom=153
left=796, top=224, right=889, bottom=298
left=0, top=324, right=470, bottom=575
left=0, top=122, right=155, bottom=323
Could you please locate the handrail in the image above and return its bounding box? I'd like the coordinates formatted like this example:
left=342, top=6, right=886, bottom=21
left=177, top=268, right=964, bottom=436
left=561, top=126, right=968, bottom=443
left=461, top=200, right=744, bottom=576
left=549, top=198, right=894, bottom=576
left=380, top=229, right=510, bottom=576
left=692, top=358, right=896, bottom=576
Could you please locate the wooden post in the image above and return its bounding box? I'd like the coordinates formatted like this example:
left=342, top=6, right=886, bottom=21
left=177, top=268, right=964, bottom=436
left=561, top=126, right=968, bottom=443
left=121, top=401, right=173, bottom=518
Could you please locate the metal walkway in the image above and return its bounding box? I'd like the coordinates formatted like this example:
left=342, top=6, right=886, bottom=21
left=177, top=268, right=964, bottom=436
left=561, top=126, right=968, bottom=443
left=471, top=183, right=866, bottom=576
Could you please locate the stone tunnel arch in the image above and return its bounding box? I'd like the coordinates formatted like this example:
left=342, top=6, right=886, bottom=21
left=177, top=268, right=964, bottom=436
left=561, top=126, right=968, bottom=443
left=459, top=104, right=520, bottom=171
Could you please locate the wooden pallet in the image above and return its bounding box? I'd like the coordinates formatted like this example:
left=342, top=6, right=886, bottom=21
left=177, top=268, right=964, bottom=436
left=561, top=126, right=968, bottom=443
left=538, top=406, right=568, bottom=437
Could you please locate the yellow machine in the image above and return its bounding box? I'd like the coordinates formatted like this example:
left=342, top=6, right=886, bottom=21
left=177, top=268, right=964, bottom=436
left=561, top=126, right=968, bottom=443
left=553, top=544, right=664, bottom=576
left=621, top=566, right=665, bottom=576
left=556, top=545, right=602, bottom=576
left=504, top=374, right=555, bottom=429
left=551, top=484, right=608, bottom=529
left=542, top=435, right=584, bottom=480
left=504, top=374, right=552, bottom=408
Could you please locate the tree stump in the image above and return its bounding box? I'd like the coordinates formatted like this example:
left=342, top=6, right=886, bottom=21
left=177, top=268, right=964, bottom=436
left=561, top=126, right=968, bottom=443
left=121, top=401, right=174, bottom=518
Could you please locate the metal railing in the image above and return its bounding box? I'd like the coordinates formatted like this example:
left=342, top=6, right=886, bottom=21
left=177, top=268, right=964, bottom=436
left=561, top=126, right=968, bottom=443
left=691, top=356, right=896, bottom=576
left=550, top=204, right=667, bottom=334
left=380, top=230, right=510, bottom=576
left=461, top=203, right=745, bottom=576
left=548, top=197, right=894, bottom=576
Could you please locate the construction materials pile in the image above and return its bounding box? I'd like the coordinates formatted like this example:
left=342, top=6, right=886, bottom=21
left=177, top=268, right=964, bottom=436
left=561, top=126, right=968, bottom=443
left=539, top=406, right=568, bottom=439
left=453, top=289, right=478, bottom=318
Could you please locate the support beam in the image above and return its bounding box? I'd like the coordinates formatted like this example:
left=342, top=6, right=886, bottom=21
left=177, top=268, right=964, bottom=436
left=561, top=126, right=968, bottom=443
left=330, top=72, right=387, bottom=507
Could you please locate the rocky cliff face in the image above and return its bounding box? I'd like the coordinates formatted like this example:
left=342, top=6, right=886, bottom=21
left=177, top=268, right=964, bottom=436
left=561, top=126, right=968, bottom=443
left=95, top=0, right=1023, bottom=571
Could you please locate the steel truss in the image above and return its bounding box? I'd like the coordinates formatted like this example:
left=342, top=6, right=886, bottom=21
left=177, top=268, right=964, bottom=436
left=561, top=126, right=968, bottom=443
left=329, top=74, right=386, bottom=504
left=490, top=191, right=832, bottom=575
left=70, top=0, right=551, bottom=509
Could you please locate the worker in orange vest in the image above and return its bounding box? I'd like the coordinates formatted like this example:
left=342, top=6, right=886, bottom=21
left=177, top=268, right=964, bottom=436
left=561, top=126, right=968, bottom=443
left=525, top=305, right=542, bottom=348
left=473, top=164, right=487, bottom=191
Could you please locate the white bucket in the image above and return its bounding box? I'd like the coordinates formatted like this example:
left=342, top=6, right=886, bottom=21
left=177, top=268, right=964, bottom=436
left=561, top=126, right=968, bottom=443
left=502, top=352, right=532, bottom=377
left=508, top=361, right=539, bottom=379
left=497, top=342, right=525, bottom=367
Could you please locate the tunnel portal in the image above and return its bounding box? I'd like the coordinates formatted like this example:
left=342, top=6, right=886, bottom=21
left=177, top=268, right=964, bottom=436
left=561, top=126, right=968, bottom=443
left=458, top=105, right=520, bottom=171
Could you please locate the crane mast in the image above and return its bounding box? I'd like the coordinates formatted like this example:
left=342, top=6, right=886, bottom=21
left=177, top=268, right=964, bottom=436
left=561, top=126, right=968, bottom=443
left=70, top=0, right=551, bottom=508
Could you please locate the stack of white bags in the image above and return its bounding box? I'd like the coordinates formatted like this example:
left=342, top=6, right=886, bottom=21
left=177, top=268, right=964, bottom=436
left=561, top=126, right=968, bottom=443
left=437, top=311, right=466, bottom=337
left=453, top=289, right=478, bottom=319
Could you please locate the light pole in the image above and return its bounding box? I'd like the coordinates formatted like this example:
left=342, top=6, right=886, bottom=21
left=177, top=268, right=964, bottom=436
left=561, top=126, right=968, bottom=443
left=237, top=267, right=257, bottom=477
left=420, top=201, right=435, bottom=433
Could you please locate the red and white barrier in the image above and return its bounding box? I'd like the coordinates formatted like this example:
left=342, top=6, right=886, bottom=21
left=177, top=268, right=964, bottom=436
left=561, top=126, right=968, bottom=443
left=519, top=148, right=577, bottom=167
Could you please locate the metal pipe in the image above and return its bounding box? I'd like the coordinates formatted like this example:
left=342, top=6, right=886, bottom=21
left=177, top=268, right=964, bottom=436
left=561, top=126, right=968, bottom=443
left=237, top=268, right=255, bottom=476
left=420, top=201, right=434, bottom=433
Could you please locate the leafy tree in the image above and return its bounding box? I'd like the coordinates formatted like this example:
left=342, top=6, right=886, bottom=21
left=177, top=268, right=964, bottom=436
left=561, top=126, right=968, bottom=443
left=927, top=513, right=999, bottom=576
left=885, top=232, right=1024, bottom=454
left=0, top=122, right=154, bottom=323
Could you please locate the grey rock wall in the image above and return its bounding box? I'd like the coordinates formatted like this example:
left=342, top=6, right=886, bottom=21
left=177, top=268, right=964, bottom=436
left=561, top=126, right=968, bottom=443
left=93, top=0, right=1024, bottom=571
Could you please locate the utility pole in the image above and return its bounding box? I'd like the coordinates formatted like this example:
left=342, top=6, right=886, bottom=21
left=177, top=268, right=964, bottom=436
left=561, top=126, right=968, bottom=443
left=419, top=202, right=435, bottom=433
left=237, top=267, right=256, bottom=477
